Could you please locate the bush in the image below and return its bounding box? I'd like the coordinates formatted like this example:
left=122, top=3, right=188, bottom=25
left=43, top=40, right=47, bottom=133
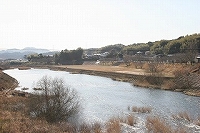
left=27, top=76, right=80, bottom=123
left=126, top=115, right=136, bottom=126
left=106, top=118, right=121, bottom=133
left=132, top=106, right=152, bottom=113
left=146, top=116, right=172, bottom=133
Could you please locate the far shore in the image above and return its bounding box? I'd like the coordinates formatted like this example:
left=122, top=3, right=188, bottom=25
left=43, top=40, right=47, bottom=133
left=5, top=63, right=199, bottom=97
left=40, top=64, right=200, bottom=97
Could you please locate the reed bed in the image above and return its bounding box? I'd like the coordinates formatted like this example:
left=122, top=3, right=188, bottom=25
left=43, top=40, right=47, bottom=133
left=106, top=118, right=121, bottom=133
left=172, top=112, right=191, bottom=122
left=146, top=116, right=173, bottom=133
left=0, top=96, right=199, bottom=132
left=131, top=106, right=152, bottom=113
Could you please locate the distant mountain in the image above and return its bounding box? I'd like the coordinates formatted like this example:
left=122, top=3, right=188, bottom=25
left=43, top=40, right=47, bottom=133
left=21, top=47, right=50, bottom=53
left=0, top=47, right=52, bottom=60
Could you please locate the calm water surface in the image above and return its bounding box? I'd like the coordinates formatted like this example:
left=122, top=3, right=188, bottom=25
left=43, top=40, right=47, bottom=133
left=4, top=68, right=200, bottom=123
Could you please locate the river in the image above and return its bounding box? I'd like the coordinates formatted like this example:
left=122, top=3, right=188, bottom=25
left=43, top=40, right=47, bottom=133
left=4, top=68, right=200, bottom=124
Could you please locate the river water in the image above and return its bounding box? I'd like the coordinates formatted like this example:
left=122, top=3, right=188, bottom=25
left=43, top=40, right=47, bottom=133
left=4, top=68, right=200, bottom=124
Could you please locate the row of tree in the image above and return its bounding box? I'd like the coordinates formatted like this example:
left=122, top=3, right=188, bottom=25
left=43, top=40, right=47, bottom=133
left=89, top=33, right=200, bottom=55
left=25, top=33, right=200, bottom=64
left=149, top=34, right=200, bottom=55
left=55, top=48, right=83, bottom=65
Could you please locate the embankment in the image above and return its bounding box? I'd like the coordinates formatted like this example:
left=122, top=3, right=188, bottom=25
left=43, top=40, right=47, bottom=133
left=48, top=66, right=200, bottom=96
left=49, top=66, right=173, bottom=89
left=0, top=71, right=18, bottom=91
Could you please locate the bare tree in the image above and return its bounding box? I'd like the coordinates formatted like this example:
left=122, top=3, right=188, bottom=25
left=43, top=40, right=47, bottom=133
left=123, top=55, right=132, bottom=66
left=179, top=40, right=199, bottom=64
left=27, top=76, right=80, bottom=123
left=147, top=62, right=164, bottom=86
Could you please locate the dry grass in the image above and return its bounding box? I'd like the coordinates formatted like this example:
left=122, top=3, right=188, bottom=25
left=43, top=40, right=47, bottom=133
left=174, top=128, right=188, bottom=133
left=63, top=63, right=190, bottom=77
left=92, top=123, right=103, bottom=133
left=0, top=111, right=71, bottom=133
left=0, top=96, right=26, bottom=112
left=0, top=96, right=72, bottom=133
left=146, top=116, right=173, bottom=133
left=106, top=118, right=121, bottom=133
left=132, top=106, right=152, bottom=113
left=126, top=115, right=137, bottom=126
left=78, top=123, right=103, bottom=133
left=0, top=95, right=116, bottom=133
left=172, top=112, right=191, bottom=122
left=0, top=92, right=198, bottom=132
left=79, top=123, right=92, bottom=133
left=119, top=115, right=137, bottom=126
left=194, top=116, right=200, bottom=126
left=146, top=116, right=190, bottom=133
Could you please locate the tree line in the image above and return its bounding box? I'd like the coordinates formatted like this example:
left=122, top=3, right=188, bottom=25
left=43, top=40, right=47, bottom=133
left=96, top=33, right=200, bottom=55
left=25, top=33, right=200, bottom=64
left=55, top=48, right=83, bottom=65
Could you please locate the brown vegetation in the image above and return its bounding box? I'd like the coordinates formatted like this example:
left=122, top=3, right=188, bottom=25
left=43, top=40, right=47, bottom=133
left=18, top=67, right=31, bottom=70
left=194, top=117, right=200, bottom=126
left=126, top=115, right=137, bottom=126
left=132, top=106, right=152, bottom=113
left=106, top=118, right=121, bottom=133
left=146, top=116, right=173, bottom=133
left=27, top=76, right=80, bottom=123
left=0, top=71, right=18, bottom=91
left=172, top=112, right=191, bottom=122
left=52, top=62, right=200, bottom=96
left=1, top=95, right=199, bottom=132
left=146, top=116, right=193, bottom=133
left=1, top=63, right=200, bottom=132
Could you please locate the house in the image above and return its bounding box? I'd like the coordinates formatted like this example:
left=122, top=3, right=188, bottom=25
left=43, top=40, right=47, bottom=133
left=136, top=51, right=143, bottom=55
left=197, top=55, right=200, bottom=63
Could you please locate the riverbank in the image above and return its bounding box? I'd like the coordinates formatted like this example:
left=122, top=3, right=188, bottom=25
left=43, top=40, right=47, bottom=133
left=47, top=64, right=200, bottom=97
left=1, top=66, right=199, bottom=132
left=2, top=63, right=199, bottom=96
left=0, top=70, right=18, bottom=92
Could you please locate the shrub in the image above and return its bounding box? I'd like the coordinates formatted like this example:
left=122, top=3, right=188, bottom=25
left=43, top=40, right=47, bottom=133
left=106, top=118, right=121, bottom=133
left=119, top=115, right=137, bottom=126
left=126, top=115, right=136, bottom=126
left=172, top=112, right=191, bottom=122
left=194, top=117, right=200, bottom=126
left=146, top=116, right=172, bottom=133
left=92, top=123, right=103, bottom=133
left=132, top=106, right=152, bottom=113
left=79, top=123, right=91, bottom=133
left=78, top=122, right=103, bottom=133
left=27, top=76, right=80, bottom=123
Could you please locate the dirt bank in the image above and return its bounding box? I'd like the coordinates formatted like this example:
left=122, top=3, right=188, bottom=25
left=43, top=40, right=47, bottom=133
left=0, top=71, right=18, bottom=93
left=49, top=66, right=173, bottom=88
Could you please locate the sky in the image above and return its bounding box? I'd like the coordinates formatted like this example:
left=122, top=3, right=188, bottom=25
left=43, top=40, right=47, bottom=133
left=0, top=0, right=200, bottom=51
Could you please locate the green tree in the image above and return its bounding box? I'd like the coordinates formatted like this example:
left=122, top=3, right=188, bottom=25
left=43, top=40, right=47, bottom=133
left=55, top=48, right=83, bottom=65
left=164, top=41, right=181, bottom=54
left=123, top=43, right=149, bottom=55
left=100, top=44, right=124, bottom=53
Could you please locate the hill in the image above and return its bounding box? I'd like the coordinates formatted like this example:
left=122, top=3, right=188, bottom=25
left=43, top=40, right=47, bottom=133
left=0, top=47, right=51, bottom=60
left=84, top=33, right=200, bottom=56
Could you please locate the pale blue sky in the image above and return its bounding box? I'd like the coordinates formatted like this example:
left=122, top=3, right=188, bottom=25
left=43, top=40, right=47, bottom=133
left=0, top=0, right=199, bottom=50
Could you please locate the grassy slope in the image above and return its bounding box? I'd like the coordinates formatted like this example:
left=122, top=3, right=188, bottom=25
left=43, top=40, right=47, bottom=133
left=0, top=71, right=18, bottom=91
